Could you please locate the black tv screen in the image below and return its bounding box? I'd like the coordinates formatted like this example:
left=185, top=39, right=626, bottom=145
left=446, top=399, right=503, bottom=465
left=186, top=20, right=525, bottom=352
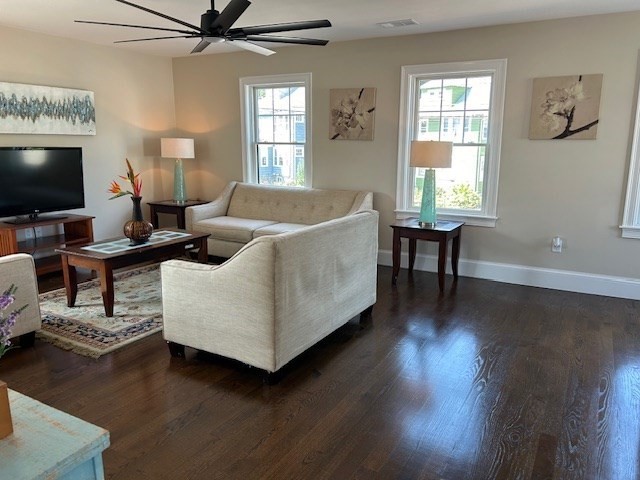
left=0, top=147, right=85, bottom=222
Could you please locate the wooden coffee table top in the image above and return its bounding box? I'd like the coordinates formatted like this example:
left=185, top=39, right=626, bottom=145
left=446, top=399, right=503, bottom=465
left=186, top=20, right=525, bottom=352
left=56, top=228, right=209, bottom=260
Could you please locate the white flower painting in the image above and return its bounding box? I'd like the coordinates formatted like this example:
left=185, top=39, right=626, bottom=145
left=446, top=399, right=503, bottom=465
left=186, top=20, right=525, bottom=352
left=529, top=74, right=603, bottom=140
left=329, top=87, right=376, bottom=140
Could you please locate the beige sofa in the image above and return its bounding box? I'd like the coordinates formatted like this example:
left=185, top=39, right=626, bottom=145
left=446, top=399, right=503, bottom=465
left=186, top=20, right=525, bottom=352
left=162, top=184, right=378, bottom=375
left=185, top=181, right=373, bottom=258
left=0, top=253, right=41, bottom=347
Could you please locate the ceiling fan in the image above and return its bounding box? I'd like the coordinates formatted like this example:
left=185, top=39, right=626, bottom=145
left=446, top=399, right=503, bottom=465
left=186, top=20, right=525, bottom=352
left=76, top=0, right=332, bottom=56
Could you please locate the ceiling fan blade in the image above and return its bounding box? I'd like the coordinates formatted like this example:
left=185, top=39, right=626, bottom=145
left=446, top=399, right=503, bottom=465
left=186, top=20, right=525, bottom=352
left=229, top=19, right=331, bottom=36
left=191, top=39, right=212, bottom=54
left=114, top=35, right=197, bottom=44
left=114, top=0, right=205, bottom=33
left=230, top=40, right=276, bottom=56
left=245, top=35, right=328, bottom=46
left=75, top=20, right=195, bottom=35
left=211, top=0, right=251, bottom=34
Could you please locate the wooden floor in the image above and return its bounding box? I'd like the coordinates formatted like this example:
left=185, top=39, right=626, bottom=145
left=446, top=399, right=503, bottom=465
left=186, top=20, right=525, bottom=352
left=1, top=266, right=639, bottom=479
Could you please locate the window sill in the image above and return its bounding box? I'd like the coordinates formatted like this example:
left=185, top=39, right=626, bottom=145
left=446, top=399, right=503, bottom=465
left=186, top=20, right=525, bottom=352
left=620, top=225, right=640, bottom=239
left=395, top=210, right=498, bottom=227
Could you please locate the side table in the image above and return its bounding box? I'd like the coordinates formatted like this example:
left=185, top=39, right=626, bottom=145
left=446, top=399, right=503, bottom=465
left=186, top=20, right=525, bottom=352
left=148, top=199, right=209, bottom=229
left=390, top=218, right=464, bottom=291
left=0, top=389, right=110, bottom=479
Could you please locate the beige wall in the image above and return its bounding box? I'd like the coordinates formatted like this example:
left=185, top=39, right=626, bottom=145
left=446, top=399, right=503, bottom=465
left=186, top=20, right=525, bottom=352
left=173, top=12, right=640, bottom=280
left=0, top=25, right=176, bottom=241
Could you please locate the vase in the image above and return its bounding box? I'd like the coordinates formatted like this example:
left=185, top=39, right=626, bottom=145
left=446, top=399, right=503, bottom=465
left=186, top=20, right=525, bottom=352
left=0, top=380, right=12, bottom=440
left=123, top=196, right=153, bottom=246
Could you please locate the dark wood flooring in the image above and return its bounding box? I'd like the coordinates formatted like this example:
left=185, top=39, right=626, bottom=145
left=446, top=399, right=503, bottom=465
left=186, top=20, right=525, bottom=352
left=1, top=266, right=639, bottom=479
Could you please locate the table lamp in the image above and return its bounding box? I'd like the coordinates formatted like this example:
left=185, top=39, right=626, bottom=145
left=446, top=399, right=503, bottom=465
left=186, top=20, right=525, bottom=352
left=410, top=140, right=453, bottom=228
left=161, top=137, right=195, bottom=204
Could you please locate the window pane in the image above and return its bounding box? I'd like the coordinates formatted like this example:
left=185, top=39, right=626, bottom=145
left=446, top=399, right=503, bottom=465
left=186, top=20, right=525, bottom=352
left=442, top=78, right=468, bottom=111
left=256, top=88, right=273, bottom=115
left=462, top=111, right=489, bottom=144
left=465, top=76, right=492, bottom=110
left=293, top=114, right=306, bottom=143
left=418, top=79, right=443, bottom=111
left=257, top=115, right=273, bottom=142
left=417, top=113, right=441, bottom=141
left=256, top=144, right=304, bottom=187
left=274, top=115, right=290, bottom=142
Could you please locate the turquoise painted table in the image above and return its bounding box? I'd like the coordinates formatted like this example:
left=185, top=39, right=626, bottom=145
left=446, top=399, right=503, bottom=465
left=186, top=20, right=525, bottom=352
left=0, top=390, right=110, bottom=480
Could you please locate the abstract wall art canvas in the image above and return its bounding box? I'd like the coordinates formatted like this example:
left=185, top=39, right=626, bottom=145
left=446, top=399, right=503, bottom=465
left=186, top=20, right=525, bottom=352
left=329, top=87, right=376, bottom=140
left=528, top=74, right=602, bottom=140
left=0, top=82, right=96, bottom=135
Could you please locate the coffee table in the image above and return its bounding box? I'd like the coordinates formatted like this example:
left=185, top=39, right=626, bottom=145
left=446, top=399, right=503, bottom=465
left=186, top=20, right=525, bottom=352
left=56, top=229, right=210, bottom=317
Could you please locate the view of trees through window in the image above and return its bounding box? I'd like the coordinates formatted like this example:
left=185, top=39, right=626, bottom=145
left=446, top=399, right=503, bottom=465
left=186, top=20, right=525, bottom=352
left=254, top=85, right=306, bottom=186
left=412, top=75, right=492, bottom=211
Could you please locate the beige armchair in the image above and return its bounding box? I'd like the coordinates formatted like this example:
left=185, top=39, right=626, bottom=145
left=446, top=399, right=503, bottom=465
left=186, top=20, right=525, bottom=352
left=0, top=253, right=41, bottom=347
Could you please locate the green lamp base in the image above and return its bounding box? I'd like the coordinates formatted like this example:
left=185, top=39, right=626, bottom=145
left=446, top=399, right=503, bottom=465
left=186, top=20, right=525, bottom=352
left=418, top=168, right=437, bottom=228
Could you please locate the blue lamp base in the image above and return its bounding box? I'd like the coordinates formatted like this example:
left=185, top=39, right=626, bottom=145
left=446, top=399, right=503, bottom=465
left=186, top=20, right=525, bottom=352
left=173, top=158, right=186, bottom=204
left=418, top=168, right=437, bottom=228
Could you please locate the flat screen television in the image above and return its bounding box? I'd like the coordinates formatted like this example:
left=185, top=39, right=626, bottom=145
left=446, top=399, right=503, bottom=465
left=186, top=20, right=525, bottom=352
left=0, top=147, right=85, bottom=223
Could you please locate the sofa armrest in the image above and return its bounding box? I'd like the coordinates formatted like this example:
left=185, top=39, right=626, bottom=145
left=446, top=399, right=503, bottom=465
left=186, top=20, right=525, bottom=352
left=161, top=238, right=278, bottom=371
left=0, top=253, right=41, bottom=338
left=185, top=181, right=237, bottom=230
left=346, top=191, right=373, bottom=215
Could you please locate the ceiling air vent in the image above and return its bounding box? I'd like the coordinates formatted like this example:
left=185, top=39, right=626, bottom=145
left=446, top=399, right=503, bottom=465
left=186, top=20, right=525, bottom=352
left=376, top=19, right=419, bottom=28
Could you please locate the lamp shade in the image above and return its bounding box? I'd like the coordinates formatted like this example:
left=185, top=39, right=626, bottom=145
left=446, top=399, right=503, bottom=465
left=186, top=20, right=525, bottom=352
left=410, top=140, right=453, bottom=168
left=161, top=138, right=195, bottom=159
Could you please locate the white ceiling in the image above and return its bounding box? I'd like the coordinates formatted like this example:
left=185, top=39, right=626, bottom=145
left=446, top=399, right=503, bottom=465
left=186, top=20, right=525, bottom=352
left=1, top=0, right=639, bottom=57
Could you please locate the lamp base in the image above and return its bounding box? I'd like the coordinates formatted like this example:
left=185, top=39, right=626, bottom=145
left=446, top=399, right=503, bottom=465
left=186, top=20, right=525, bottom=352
left=417, top=221, right=437, bottom=229
left=418, top=168, right=437, bottom=226
left=173, top=158, right=187, bottom=204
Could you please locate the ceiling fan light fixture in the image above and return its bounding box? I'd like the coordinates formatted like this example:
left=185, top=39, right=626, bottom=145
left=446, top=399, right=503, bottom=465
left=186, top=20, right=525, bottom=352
left=78, top=0, right=332, bottom=55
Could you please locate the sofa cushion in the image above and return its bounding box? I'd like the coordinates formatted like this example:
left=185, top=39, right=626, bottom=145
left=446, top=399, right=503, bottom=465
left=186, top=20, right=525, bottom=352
left=193, top=216, right=278, bottom=243
left=253, top=223, right=308, bottom=238
left=227, top=183, right=362, bottom=225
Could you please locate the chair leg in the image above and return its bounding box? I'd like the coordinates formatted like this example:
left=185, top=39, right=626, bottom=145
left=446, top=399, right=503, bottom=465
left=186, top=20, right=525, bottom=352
left=19, top=331, right=36, bottom=348
left=167, top=341, right=185, bottom=358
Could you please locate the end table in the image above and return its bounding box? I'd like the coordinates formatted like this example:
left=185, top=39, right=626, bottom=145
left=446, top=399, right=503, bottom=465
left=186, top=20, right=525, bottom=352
left=390, top=218, right=463, bottom=291
left=148, top=200, right=209, bottom=230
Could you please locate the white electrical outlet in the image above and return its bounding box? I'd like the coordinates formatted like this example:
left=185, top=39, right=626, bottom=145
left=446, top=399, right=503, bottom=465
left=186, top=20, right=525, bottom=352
left=551, top=236, right=563, bottom=253
left=34, top=227, right=43, bottom=238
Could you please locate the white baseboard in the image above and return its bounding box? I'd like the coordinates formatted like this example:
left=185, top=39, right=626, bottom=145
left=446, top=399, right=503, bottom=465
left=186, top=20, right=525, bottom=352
left=378, top=249, right=640, bottom=300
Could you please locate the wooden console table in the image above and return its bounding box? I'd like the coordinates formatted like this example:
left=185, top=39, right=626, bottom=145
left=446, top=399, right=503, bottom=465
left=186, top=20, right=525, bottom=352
left=0, top=214, right=94, bottom=276
left=0, top=389, right=109, bottom=479
left=148, top=200, right=209, bottom=229
left=391, top=219, right=463, bottom=291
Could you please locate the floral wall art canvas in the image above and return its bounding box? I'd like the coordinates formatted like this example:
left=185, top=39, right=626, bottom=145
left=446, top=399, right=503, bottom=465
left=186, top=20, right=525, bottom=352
left=0, top=82, right=96, bottom=135
left=529, top=74, right=603, bottom=140
left=329, top=87, right=376, bottom=140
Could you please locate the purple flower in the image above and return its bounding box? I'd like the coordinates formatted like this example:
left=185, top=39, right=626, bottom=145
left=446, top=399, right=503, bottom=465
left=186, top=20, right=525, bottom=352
left=0, top=285, right=26, bottom=359
left=0, top=294, right=14, bottom=310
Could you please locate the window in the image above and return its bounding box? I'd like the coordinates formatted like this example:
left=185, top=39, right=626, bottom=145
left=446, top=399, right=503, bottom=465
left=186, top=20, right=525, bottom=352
left=240, top=73, right=312, bottom=187
left=396, top=59, right=507, bottom=227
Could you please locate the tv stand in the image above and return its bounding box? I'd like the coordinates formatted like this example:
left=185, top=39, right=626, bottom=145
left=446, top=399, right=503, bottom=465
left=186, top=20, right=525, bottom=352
left=0, top=214, right=94, bottom=276
left=5, top=214, right=69, bottom=225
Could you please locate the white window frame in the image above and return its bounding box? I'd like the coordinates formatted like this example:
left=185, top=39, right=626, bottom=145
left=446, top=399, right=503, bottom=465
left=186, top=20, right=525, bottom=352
left=621, top=79, right=640, bottom=238
left=240, top=73, right=312, bottom=187
left=395, top=59, right=507, bottom=227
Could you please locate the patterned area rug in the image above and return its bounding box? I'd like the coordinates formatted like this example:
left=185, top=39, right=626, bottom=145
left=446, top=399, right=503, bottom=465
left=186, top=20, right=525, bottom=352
left=37, top=264, right=162, bottom=358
